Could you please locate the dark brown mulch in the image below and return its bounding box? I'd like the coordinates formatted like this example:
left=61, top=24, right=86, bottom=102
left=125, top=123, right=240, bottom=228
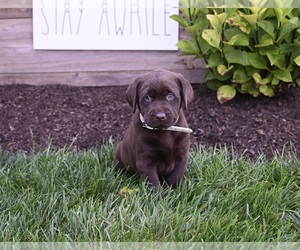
left=1, top=83, right=300, bottom=159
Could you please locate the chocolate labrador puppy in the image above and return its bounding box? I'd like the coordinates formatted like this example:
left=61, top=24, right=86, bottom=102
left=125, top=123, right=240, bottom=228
left=114, top=69, right=194, bottom=188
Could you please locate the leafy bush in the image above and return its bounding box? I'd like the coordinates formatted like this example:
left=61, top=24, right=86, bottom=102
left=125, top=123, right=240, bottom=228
left=171, top=5, right=300, bottom=103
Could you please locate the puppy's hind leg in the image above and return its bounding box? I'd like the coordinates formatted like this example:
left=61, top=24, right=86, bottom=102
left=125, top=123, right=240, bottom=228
left=114, top=143, right=125, bottom=171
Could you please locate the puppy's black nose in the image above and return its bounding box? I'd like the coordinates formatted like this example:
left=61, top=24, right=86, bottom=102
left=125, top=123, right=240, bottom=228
left=155, top=112, right=166, bottom=121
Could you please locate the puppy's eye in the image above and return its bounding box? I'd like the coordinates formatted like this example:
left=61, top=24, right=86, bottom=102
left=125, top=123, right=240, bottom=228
left=144, top=94, right=153, bottom=102
left=166, top=92, right=175, bottom=101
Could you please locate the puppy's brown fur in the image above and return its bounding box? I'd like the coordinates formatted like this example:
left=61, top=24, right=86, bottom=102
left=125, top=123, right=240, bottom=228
left=114, top=69, right=194, bottom=188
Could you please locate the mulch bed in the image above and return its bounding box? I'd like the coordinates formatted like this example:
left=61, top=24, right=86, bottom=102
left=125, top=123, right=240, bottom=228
left=1, top=83, right=300, bottom=159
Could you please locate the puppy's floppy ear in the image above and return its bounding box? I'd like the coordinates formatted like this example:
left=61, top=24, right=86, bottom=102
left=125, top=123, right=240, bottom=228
left=126, top=76, right=141, bottom=114
left=175, top=73, right=194, bottom=110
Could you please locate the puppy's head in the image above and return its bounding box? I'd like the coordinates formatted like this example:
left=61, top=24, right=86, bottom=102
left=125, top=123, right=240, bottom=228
left=126, top=69, right=194, bottom=128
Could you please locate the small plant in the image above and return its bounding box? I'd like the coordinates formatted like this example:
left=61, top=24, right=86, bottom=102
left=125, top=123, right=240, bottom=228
left=171, top=4, right=300, bottom=103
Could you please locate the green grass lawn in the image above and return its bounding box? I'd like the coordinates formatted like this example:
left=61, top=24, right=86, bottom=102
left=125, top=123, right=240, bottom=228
left=0, top=141, right=299, bottom=242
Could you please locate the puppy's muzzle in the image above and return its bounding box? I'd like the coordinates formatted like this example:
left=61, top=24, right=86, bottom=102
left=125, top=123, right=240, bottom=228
left=146, top=110, right=176, bottom=128
left=140, top=113, right=192, bottom=133
left=155, top=112, right=167, bottom=121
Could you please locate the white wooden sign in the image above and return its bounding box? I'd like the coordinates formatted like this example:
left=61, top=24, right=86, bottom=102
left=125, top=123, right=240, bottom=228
left=33, top=0, right=179, bottom=50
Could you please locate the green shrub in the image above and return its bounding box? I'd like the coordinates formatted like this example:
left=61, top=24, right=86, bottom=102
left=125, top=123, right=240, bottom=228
left=171, top=4, right=300, bottom=103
